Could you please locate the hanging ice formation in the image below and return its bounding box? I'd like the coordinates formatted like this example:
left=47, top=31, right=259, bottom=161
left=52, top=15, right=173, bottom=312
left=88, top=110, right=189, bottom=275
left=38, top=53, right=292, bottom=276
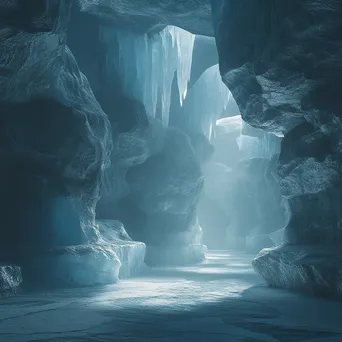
left=101, top=26, right=195, bottom=126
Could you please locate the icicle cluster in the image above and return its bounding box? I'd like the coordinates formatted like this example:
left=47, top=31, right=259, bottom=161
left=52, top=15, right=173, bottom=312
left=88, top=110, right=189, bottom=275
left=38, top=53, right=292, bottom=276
left=102, top=26, right=195, bottom=126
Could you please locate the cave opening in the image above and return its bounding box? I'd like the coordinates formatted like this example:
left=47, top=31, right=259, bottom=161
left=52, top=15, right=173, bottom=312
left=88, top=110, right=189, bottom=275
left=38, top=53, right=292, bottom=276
left=85, top=23, right=288, bottom=255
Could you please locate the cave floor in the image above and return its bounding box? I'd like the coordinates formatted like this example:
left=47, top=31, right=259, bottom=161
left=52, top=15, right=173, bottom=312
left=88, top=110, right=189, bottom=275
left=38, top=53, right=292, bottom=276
left=1, top=251, right=342, bottom=342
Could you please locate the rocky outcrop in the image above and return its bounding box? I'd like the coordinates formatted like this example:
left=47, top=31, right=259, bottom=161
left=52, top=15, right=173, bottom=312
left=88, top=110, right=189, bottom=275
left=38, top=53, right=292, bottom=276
left=213, top=0, right=342, bottom=296
left=0, top=1, right=126, bottom=287
left=77, top=0, right=212, bottom=35
left=253, top=244, right=342, bottom=298
left=104, top=124, right=206, bottom=265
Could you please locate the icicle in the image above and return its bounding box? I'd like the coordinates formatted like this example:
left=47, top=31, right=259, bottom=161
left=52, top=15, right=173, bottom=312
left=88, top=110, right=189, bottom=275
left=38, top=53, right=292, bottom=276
left=100, top=25, right=194, bottom=127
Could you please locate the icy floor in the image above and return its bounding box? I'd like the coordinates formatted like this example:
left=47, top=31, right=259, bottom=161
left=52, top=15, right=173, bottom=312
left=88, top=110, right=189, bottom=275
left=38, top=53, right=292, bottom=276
left=1, top=251, right=342, bottom=342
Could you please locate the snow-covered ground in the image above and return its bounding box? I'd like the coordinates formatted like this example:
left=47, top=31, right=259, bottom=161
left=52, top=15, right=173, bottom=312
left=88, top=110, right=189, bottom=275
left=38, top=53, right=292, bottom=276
left=1, top=251, right=342, bottom=342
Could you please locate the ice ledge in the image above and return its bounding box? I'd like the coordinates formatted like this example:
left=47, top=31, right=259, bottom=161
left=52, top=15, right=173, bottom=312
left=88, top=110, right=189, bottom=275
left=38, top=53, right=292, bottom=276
left=24, top=220, right=146, bottom=287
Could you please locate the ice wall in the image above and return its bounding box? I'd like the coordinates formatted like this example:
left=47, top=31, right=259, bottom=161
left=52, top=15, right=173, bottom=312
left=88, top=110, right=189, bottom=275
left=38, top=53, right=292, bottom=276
left=216, top=116, right=281, bottom=160
left=237, top=132, right=281, bottom=159
left=182, top=64, right=231, bottom=139
left=100, top=26, right=195, bottom=126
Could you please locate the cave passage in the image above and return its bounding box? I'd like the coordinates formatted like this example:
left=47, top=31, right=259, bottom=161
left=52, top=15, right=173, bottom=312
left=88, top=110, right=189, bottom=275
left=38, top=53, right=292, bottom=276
left=1, top=251, right=342, bottom=342
left=2, top=1, right=342, bottom=341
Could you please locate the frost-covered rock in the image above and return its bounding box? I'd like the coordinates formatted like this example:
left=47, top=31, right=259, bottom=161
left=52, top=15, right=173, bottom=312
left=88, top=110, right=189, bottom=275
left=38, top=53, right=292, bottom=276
left=0, top=265, right=22, bottom=297
left=213, top=1, right=342, bottom=296
left=77, top=0, right=212, bottom=35
left=113, top=126, right=204, bottom=248
left=253, top=244, right=342, bottom=297
left=0, top=1, right=112, bottom=265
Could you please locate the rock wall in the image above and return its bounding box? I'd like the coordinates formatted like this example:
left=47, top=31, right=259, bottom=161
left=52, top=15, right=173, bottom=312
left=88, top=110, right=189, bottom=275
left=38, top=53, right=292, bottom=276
left=0, top=0, right=112, bottom=261
left=213, top=0, right=342, bottom=296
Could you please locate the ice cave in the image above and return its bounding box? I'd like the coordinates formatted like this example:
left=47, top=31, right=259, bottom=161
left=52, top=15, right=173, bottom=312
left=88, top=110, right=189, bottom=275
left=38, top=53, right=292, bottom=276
left=1, top=1, right=342, bottom=341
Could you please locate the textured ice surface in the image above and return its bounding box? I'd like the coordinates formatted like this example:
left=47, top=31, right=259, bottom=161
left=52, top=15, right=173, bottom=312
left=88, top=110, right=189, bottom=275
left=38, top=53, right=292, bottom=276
left=97, top=220, right=146, bottom=279
left=78, top=0, right=213, bottom=36
left=2, top=251, right=342, bottom=342
left=0, top=265, right=22, bottom=296
left=145, top=244, right=207, bottom=266
left=24, top=220, right=146, bottom=287
left=101, top=26, right=194, bottom=126
left=26, top=245, right=121, bottom=287
left=253, top=244, right=342, bottom=297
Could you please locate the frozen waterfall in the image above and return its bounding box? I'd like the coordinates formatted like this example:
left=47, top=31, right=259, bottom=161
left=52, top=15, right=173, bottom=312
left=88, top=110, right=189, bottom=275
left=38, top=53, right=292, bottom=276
left=100, top=26, right=195, bottom=126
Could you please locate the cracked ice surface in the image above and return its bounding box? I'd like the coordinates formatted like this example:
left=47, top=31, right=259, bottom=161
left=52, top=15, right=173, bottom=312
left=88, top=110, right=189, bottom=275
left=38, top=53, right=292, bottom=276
left=101, top=26, right=194, bottom=126
left=1, top=251, right=342, bottom=342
